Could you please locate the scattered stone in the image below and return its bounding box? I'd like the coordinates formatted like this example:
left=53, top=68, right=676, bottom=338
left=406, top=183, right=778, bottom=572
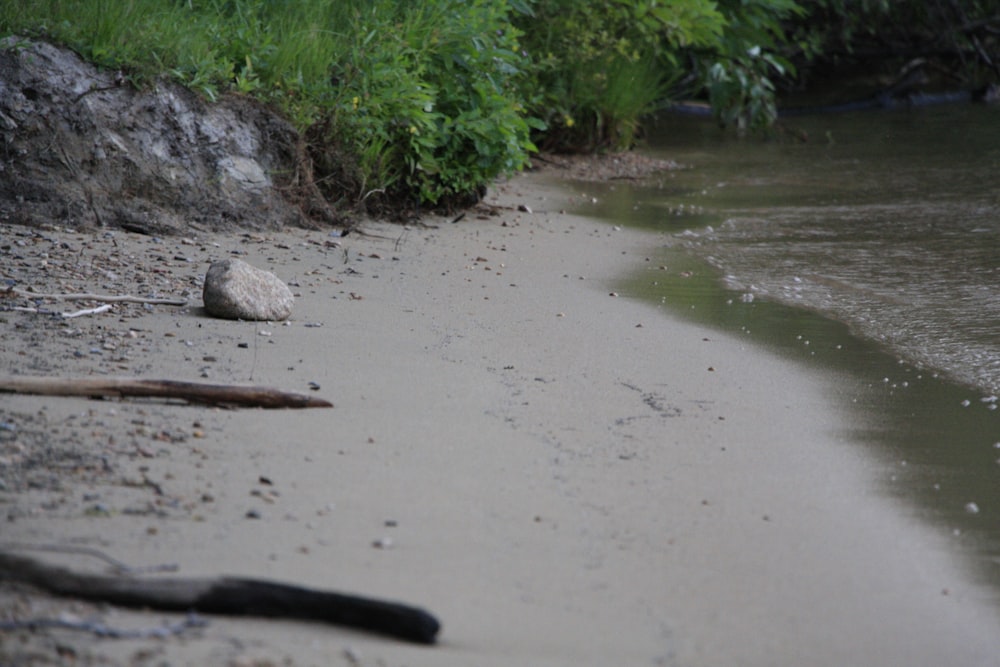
left=202, top=258, right=294, bottom=321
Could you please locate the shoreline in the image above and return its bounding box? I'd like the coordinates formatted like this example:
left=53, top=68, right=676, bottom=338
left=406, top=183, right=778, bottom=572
left=2, top=171, right=999, bottom=666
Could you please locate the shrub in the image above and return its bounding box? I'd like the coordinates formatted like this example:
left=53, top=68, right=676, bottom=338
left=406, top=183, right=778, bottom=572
left=689, top=0, right=803, bottom=131
left=786, top=0, right=1000, bottom=91
left=307, top=0, right=538, bottom=211
left=516, top=0, right=725, bottom=152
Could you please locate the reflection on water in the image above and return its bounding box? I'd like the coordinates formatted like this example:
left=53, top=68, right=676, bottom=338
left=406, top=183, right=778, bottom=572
left=568, top=105, right=1000, bottom=599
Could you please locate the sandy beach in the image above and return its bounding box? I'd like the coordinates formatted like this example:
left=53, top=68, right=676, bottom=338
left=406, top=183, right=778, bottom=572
left=2, top=170, right=999, bottom=666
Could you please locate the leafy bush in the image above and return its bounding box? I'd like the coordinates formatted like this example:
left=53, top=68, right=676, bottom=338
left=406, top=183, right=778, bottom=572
left=690, top=0, right=803, bottom=131
left=307, top=0, right=538, bottom=211
left=516, top=0, right=725, bottom=151
left=514, top=0, right=816, bottom=142
left=787, top=0, right=1000, bottom=90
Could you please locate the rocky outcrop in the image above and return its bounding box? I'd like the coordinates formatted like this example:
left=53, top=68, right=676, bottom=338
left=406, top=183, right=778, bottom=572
left=0, top=37, right=326, bottom=235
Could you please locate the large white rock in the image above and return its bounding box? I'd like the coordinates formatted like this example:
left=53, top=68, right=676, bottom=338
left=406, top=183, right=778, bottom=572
left=202, top=259, right=293, bottom=321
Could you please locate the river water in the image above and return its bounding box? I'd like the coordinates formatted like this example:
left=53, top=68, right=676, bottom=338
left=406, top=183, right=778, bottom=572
left=569, top=104, right=1000, bottom=599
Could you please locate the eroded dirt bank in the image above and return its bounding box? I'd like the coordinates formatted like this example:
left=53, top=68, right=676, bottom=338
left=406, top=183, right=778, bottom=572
left=0, top=38, right=336, bottom=236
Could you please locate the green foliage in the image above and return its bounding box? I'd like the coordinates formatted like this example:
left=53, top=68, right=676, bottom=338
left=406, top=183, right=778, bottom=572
left=313, top=0, right=537, bottom=208
left=787, top=1, right=1000, bottom=89
left=516, top=0, right=725, bottom=151
left=705, top=46, right=787, bottom=131
left=514, top=0, right=810, bottom=142
left=0, top=0, right=535, bottom=211
left=788, top=0, right=891, bottom=62
left=692, top=0, right=803, bottom=131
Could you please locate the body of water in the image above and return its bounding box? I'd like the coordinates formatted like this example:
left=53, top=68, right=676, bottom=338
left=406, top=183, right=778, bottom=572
left=568, top=104, right=1000, bottom=600
left=598, top=105, right=1000, bottom=396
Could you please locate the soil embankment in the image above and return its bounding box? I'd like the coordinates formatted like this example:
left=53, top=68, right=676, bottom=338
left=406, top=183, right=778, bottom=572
left=0, top=38, right=331, bottom=236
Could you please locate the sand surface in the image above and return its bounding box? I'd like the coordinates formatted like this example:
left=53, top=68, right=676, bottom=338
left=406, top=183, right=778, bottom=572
left=2, top=172, right=999, bottom=666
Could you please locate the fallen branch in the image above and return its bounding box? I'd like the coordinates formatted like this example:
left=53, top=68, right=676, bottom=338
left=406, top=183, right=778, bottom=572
left=0, top=376, right=333, bottom=409
left=0, top=551, right=440, bottom=644
left=4, top=286, right=188, bottom=306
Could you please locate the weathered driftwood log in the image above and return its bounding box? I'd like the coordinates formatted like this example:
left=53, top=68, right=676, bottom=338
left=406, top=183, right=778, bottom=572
left=0, top=551, right=440, bottom=644
left=0, top=376, right=332, bottom=409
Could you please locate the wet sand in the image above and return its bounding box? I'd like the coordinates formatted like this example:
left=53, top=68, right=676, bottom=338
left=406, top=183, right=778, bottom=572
left=1, top=172, right=998, bottom=666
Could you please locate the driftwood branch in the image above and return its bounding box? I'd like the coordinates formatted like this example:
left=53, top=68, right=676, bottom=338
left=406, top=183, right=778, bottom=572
left=0, top=376, right=333, bottom=409
left=4, top=286, right=188, bottom=306
left=0, top=551, right=440, bottom=644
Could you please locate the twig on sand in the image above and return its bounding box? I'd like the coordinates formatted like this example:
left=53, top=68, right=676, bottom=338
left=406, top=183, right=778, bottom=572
left=4, top=304, right=114, bottom=318
left=0, top=550, right=441, bottom=644
left=0, top=376, right=334, bottom=409
left=61, top=303, right=114, bottom=318
left=3, top=286, right=188, bottom=306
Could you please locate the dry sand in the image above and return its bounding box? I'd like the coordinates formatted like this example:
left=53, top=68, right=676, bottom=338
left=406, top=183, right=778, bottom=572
left=2, top=171, right=999, bottom=666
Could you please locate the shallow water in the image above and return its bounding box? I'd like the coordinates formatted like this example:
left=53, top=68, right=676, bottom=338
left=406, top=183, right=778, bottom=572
left=568, top=105, right=1000, bottom=599
left=590, top=105, right=1000, bottom=395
